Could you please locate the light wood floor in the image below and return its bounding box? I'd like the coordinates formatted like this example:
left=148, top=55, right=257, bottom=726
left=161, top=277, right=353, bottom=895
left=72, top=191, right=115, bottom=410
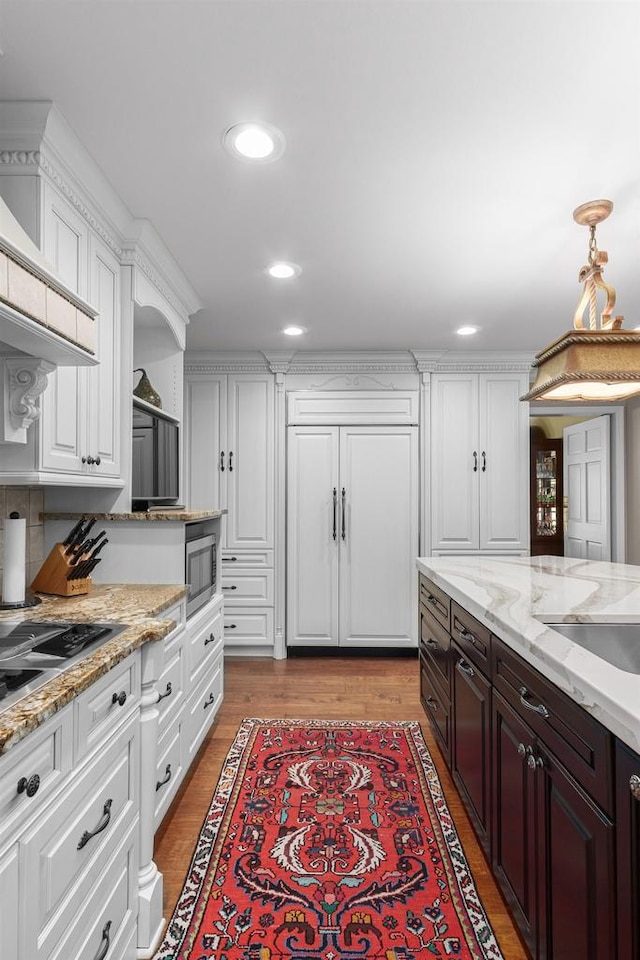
left=154, top=656, right=529, bottom=960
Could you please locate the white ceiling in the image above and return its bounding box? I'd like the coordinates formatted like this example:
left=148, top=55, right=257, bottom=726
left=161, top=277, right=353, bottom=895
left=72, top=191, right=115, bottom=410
left=0, top=0, right=638, bottom=356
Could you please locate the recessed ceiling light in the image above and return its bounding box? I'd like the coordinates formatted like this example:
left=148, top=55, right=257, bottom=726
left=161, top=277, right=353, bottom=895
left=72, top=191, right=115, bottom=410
left=267, top=261, right=301, bottom=279
left=283, top=325, right=305, bottom=337
left=222, top=122, right=285, bottom=162
left=456, top=325, right=480, bottom=336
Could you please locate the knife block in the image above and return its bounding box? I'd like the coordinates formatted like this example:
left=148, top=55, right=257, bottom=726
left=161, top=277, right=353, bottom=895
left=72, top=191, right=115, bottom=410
left=31, top=543, right=93, bottom=597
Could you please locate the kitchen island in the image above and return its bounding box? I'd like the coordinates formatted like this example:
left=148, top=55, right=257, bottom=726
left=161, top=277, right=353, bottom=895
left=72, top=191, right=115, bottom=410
left=417, top=554, right=640, bottom=960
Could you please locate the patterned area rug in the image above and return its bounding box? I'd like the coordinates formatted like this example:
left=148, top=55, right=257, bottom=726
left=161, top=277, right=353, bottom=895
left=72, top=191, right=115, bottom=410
left=154, top=718, right=504, bottom=959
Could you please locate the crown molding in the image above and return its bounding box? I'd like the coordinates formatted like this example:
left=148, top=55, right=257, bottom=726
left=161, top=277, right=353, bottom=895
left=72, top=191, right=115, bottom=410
left=415, top=350, right=535, bottom=373
left=184, top=351, right=272, bottom=375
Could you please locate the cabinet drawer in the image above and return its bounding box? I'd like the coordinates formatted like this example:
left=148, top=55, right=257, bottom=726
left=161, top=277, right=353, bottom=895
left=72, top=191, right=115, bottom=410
left=492, top=636, right=613, bottom=814
left=0, top=705, right=72, bottom=843
left=222, top=549, right=273, bottom=568
left=157, top=632, right=186, bottom=736
left=188, top=602, right=224, bottom=682
left=222, top=569, right=274, bottom=605
left=451, top=601, right=492, bottom=675
left=24, top=712, right=138, bottom=960
left=48, top=818, right=138, bottom=960
left=419, top=575, right=450, bottom=631
left=420, top=654, right=452, bottom=762
left=74, top=652, right=140, bottom=761
left=224, top=608, right=274, bottom=647
left=419, top=604, right=451, bottom=697
left=185, top=652, right=224, bottom=763
left=155, top=711, right=185, bottom=829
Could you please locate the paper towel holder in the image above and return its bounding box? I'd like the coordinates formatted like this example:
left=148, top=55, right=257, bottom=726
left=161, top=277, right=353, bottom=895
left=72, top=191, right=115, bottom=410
left=0, top=511, right=42, bottom=609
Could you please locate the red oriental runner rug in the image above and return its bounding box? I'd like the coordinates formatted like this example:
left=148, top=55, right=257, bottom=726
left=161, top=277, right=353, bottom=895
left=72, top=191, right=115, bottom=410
left=154, top=719, right=505, bottom=960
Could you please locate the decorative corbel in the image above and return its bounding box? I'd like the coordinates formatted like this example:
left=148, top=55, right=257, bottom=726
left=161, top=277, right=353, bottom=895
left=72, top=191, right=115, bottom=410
left=1, top=356, right=55, bottom=443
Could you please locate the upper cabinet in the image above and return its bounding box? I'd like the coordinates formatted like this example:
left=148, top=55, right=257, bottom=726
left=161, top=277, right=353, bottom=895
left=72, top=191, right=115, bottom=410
left=431, top=372, right=530, bottom=554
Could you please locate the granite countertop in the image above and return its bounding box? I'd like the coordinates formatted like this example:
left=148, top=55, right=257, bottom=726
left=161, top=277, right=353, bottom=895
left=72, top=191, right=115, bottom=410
left=0, top=583, right=188, bottom=755
left=417, top=555, right=640, bottom=753
left=41, top=510, right=225, bottom=522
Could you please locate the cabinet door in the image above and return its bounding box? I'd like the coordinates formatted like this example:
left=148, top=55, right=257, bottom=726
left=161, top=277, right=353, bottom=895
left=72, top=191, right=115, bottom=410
left=226, top=375, right=274, bottom=549
left=0, top=843, right=19, bottom=960
left=287, top=427, right=339, bottom=646
left=479, top=374, right=529, bottom=551
left=431, top=374, right=479, bottom=551
left=615, top=739, right=640, bottom=960
left=86, top=236, right=121, bottom=477
left=451, top=643, right=491, bottom=852
left=338, top=426, right=418, bottom=647
left=492, top=690, right=537, bottom=956
left=184, top=375, right=226, bottom=511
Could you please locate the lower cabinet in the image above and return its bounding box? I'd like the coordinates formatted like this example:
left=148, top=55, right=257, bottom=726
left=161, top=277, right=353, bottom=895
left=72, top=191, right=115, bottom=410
left=419, top=573, right=621, bottom=960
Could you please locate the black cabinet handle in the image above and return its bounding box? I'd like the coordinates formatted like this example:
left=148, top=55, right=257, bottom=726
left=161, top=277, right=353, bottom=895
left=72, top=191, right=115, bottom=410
left=630, top=775, right=640, bottom=801
left=456, top=658, right=475, bottom=677
left=17, top=773, right=40, bottom=797
left=481, top=450, right=486, bottom=472
left=518, top=686, right=550, bottom=719
left=156, top=764, right=172, bottom=791
left=92, top=921, right=112, bottom=960
left=225, top=584, right=237, bottom=591
left=203, top=692, right=217, bottom=709
left=157, top=681, right=173, bottom=702
left=204, top=632, right=216, bottom=645
left=341, top=487, right=346, bottom=540
left=332, top=487, right=337, bottom=540
left=111, top=690, right=127, bottom=707
left=78, top=798, right=113, bottom=849
left=473, top=450, right=478, bottom=472
left=227, top=623, right=237, bottom=629
left=220, top=450, right=225, bottom=472
left=228, top=556, right=237, bottom=561
left=228, top=450, right=233, bottom=471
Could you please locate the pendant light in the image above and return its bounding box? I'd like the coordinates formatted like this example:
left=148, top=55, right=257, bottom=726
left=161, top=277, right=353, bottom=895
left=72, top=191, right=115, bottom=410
left=521, top=199, right=640, bottom=402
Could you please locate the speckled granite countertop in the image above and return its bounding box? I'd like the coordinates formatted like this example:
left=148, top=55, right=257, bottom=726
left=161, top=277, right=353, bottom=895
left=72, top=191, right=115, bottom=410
left=0, top=583, right=188, bottom=755
left=41, top=510, right=224, bottom=521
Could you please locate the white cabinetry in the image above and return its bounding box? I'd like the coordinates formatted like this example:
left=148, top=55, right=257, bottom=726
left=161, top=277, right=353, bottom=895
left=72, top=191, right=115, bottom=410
left=186, top=373, right=275, bottom=653
left=287, top=425, right=419, bottom=648
left=430, top=372, right=529, bottom=554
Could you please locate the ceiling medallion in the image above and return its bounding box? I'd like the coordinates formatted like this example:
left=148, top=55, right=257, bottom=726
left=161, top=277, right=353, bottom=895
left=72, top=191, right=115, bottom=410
left=521, top=199, right=640, bottom=402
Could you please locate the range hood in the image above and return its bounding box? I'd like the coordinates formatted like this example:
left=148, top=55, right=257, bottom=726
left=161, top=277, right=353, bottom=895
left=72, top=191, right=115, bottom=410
left=0, top=196, right=98, bottom=366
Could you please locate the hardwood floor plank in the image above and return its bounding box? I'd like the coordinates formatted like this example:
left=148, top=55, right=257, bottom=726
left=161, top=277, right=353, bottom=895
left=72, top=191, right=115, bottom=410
left=154, top=655, right=530, bottom=960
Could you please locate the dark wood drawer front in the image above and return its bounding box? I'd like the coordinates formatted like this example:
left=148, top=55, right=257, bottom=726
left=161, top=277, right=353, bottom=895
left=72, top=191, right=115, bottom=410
left=492, top=636, right=613, bottom=814
left=451, top=601, right=491, bottom=675
left=420, top=605, right=451, bottom=697
left=419, top=575, right=450, bottom=632
left=420, top=654, right=451, bottom=763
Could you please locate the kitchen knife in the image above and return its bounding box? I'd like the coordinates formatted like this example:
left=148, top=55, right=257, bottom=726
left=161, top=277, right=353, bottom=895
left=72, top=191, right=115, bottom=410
left=69, top=538, right=108, bottom=579
left=65, top=517, right=97, bottom=556
left=62, top=516, right=87, bottom=550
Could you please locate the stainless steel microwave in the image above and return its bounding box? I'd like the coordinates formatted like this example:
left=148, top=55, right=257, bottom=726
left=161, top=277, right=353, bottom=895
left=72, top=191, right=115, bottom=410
left=185, top=524, right=217, bottom=618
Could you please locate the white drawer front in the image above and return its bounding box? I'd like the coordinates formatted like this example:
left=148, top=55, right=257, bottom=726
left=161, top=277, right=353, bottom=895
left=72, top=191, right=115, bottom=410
left=188, top=603, right=224, bottom=682
left=224, top=609, right=274, bottom=646
left=48, top=819, right=138, bottom=960
left=222, top=549, right=273, bottom=568
left=74, top=652, right=140, bottom=761
left=0, top=705, right=72, bottom=844
left=185, top=653, right=224, bottom=764
left=155, top=713, right=185, bottom=829
left=157, top=637, right=185, bottom=737
left=222, top=569, right=274, bottom=605
left=24, top=713, right=138, bottom=960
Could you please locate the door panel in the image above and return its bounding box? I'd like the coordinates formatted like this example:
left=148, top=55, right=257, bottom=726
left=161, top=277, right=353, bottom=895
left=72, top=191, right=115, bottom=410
left=564, top=416, right=611, bottom=560
left=185, top=376, right=226, bottom=511
left=88, top=237, right=120, bottom=475
left=287, top=428, right=339, bottom=645
left=227, top=376, right=274, bottom=548
left=431, top=375, right=478, bottom=550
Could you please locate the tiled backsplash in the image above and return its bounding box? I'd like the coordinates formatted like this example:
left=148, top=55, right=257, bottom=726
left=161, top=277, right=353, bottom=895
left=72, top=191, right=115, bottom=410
left=0, top=486, right=45, bottom=587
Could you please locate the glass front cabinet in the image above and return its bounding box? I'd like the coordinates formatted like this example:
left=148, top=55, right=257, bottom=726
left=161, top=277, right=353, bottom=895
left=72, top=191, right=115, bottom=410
left=530, top=438, right=564, bottom=556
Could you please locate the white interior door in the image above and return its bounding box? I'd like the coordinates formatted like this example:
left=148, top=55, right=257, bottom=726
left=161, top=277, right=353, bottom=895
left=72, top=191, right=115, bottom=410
left=564, top=415, right=611, bottom=560
left=287, top=427, right=339, bottom=646
left=339, top=426, right=418, bottom=648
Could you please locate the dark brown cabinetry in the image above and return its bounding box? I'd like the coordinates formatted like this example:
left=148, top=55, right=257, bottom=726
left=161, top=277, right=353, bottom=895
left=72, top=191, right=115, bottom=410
left=418, top=573, right=620, bottom=960
left=530, top=438, right=564, bottom=556
left=615, top=739, right=640, bottom=960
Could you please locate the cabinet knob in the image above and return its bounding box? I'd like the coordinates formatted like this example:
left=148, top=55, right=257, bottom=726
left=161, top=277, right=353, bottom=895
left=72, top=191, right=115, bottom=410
left=17, top=773, right=40, bottom=797
left=94, top=455, right=101, bottom=466
left=630, top=774, right=640, bottom=801
left=517, top=742, right=527, bottom=759
left=527, top=753, right=544, bottom=772
left=111, top=690, right=127, bottom=707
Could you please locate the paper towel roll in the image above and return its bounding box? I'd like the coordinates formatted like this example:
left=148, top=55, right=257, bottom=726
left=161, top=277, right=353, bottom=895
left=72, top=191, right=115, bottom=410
left=2, top=513, right=26, bottom=605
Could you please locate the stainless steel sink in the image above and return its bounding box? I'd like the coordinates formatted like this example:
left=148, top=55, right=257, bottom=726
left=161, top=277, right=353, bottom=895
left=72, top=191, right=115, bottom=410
left=546, top=622, right=640, bottom=674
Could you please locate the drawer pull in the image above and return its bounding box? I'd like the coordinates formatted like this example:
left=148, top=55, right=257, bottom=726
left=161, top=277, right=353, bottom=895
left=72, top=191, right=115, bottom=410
left=226, top=585, right=238, bottom=590
left=78, top=798, right=113, bottom=849
left=17, top=773, right=40, bottom=798
left=111, top=690, right=127, bottom=707
left=425, top=593, right=438, bottom=606
left=425, top=696, right=439, bottom=711
left=518, top=686, right=550, bottom=719
left=227, top=623, right=237, bottom=629
left=157, top=681, right=173, bottom=702
left=424, top=638, right=438, bottom=650
left=156, top=763, right=172, bottom=791
left=204, top=692, right=217, bottom=710
left=630, top=774, right=640, bottom=801
left=456, top=658, right=475, bottom=678
left=93, top=921, right=112, bottom=960
left=458, top=628, right=478, bottom=647
left=204, top=632, right=217, bottom=645
left=228, top=556, right=238, bottom=561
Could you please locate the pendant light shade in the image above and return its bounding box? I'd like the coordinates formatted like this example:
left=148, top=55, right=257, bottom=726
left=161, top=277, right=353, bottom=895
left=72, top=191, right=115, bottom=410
left=521, top=200, right=640, bottom=402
